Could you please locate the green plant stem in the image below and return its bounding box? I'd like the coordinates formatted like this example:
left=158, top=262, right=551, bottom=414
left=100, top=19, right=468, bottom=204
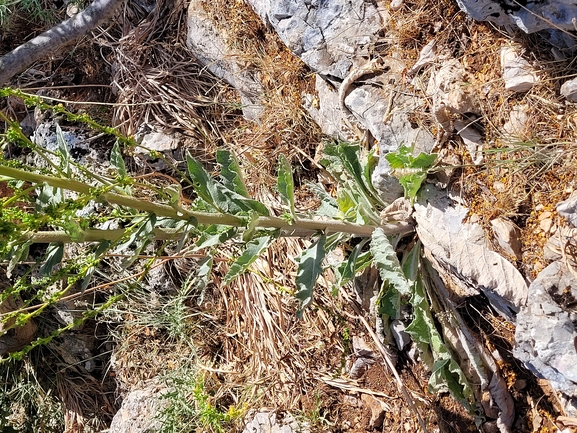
left=1, top=165, right=414, bottom=239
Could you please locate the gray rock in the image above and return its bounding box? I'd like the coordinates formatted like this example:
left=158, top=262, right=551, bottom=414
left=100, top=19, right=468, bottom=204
left=455, top=0, right=577, bottom=35
left=109, top=382, right=169, bottom=433
left=245, top=0, right=384, bottom=78
left=242, top=411, right=310, bottom=433
left=414, top=185, right=528, bottom=319
left=514, top=261, right=577, bottom=416
left=500, top=47, right=537, bottom=93
left=490, top=217, right=522, bottom=259
left=302, top=75, right=358, bottom=142
left=186, top=0, right=264, bottom=120
left=561, top=78, right=577, bottom=102
left=558, top=192, right=577, bottom=227
left=136, top=131, right=179, bottom=152
left=371, top=156, right=404, bottom=205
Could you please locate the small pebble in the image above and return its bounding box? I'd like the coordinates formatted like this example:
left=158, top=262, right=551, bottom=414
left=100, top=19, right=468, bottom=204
left=539, top=218, right=553, bottom=233
left=538, top=211, right=552, bottom=221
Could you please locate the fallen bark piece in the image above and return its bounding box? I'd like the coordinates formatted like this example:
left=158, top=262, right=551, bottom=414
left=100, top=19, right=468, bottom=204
left=414, top=185, right=528, bottom=319
left=0, top=0, right=124, bottom=84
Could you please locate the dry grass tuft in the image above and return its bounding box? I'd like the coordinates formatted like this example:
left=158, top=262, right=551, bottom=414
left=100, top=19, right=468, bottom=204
left=97, top=0, right=234, bottom=148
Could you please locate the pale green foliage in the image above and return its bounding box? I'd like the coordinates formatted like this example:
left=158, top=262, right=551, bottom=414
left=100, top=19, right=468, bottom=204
left=385, top=145, right=437, bottom=203
left=277, top=154, right=296, bottom=218
left=295, top=234, right=326, bottom=317
left=224, top=235, right=273, bottom=284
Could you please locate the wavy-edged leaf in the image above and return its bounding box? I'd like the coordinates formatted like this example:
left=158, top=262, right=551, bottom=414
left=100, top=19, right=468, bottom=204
left=277, top=154, right=295, bottom=218
left=39, top=242, right=64, bottom=276
left=305, top=182, right=337, bottom=218
left=371, top=227, right=411, bottom=319
left=406, top=277, right=474, bottom=406
left=194, top=226, right=237, bottom=251
left=217, top=149, right=249, bottom=197
left=110, top=141, right=127, bottom=178
left=118, top=214, right=157, bottom=269
left=56, top=123, right=71, bottom=178
left=337, top=143, right=377, bottom=198
left=187, top=153, right=269, bottom=216
left=385, top=146, right=437, bottom=203
left=295, top=234, right=326, bottom=318
left=223, top=235, right=273, bottom=284
left=370, top=228, right=411, bottom=295
left=334, top=239, right=371, bottom=289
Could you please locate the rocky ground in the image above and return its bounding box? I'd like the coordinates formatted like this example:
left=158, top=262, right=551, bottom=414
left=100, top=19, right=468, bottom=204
left=1, top=0, right=577, bottom=432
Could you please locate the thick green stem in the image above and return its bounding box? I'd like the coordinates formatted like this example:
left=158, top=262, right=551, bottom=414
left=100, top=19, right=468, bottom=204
left=0, top=165, right=413, bottom=240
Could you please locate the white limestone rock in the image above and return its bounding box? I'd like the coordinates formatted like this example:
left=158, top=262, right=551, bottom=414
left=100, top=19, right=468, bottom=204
left=455, top=0, right=577, bottom=36
left=186, top=0, right=264, bottom=121
left=490, top=217, right=522, bottom=259
left=109, top=382, right=169, bottom=433
left=561, top=77, right=577, bottom=103
left=500, top=47, right=537, bottom=93
left=514, top=261, right=577, bottom=416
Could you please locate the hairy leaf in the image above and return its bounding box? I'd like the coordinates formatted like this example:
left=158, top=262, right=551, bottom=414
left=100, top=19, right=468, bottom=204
left=187, top=153, right=269, bottom=216
left=295, top=234, right=326, bottom=317
left=305, top=182, right=337, bottom=218
left=224, top=235, right=273, bottom=284
left=370, top=228, right=411, bottom=296
left=277, top=154, right=295, bottom=218
left=217, top=149, right=249, bottom=197
left=334, top=239, right=371, bottom=289
left=56, top=123, right=71, bottom=178
left=39, top=243, right=64, bottom=276
left=406, top=277, right=474, bottom=405
left=110, top=141, right=127, bottom=178
left=385, top=145, right=437, bottom=203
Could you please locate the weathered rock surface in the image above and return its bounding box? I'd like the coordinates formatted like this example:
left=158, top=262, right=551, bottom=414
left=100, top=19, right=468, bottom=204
left=500, top=46, right=537, bottom=93
left=414, top=185, right=528, bottom=319
left=513, top=261, right=577, bottom=416
left=558, top=192, right=577, bottom=227
left=455, top=0, right=577, bottom=36
left=187, top=0, right=264, bottom=120
left=242, top=411, right=310, bottom=433
left=245, top=0, right=384, bottom=77
left=109, top=381, right=169, bottom=433
left=561, top=78, right=577, bottom=103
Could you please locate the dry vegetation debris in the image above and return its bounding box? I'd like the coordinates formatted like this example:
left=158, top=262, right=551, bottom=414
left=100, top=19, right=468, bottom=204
left=1, top=0, right=577, bottom=431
